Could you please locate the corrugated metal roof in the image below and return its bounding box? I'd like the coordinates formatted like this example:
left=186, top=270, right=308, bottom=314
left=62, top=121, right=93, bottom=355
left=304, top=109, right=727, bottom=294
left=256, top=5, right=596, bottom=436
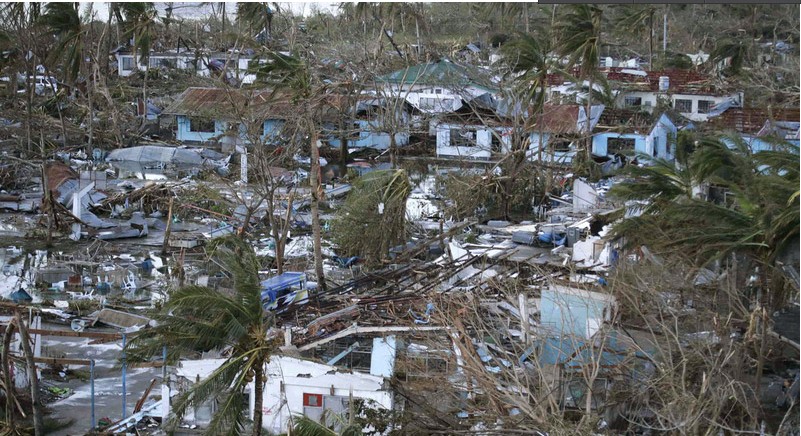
left=162, top=87, right=292, bottom=120
left=378, top=60, right=498, bottom=92
left=606, top=68, right=720, bottom=95
left=532, top=104, right=605, bottom=134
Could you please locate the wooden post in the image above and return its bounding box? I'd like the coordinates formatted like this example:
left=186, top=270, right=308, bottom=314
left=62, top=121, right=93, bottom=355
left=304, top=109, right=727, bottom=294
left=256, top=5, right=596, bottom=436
left=162, top=197, right=174, bottom=256
left=41, top=164, right=52, bottom=247
left=16, top=311, right=43, bottom=435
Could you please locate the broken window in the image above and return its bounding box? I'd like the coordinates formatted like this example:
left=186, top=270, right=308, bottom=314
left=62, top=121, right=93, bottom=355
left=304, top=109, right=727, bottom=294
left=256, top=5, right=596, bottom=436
left=697, top=100, right=714, bottom=114
left=150, top=57, right=177, bottom=69
left=121, top=56, right=134, bottom=71
left=550, top=137, right=573, bottom=153
left=607, top=137, right=636, bottom=154
left=624, top=96, right=642, bottom=107
left=674, top=99, right=692, bottom=113
left=190, top=117, right=215, bottom=133
left=451, top=128, right=475, bottom=147
left=491, top=130, right=502, bottom=152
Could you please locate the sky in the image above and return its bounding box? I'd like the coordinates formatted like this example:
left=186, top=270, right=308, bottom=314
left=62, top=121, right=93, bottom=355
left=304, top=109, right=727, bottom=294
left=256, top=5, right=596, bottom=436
left=80, top=2, right=341, bottom=21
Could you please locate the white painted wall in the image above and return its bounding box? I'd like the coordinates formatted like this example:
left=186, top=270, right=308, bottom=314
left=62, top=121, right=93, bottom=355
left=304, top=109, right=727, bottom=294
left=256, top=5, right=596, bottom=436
left=177, top=357, right=393, bottom=435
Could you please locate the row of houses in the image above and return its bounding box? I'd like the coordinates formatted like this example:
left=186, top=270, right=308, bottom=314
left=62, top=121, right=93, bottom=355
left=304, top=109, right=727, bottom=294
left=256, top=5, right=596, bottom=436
left=156, top=59, right=798, bottom=163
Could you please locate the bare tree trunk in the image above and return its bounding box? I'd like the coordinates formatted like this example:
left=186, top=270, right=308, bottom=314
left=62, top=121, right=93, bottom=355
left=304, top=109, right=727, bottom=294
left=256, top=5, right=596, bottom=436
left=141, top=67, right=149, bottom=129
left=389, top=131, right=397, bottom=169
left=649, top=13, right=654, bottom=70
left=585, top=75, right=594, bottom=163
left=524, top=3, right=530, bottom=34
left=252, top=362, right=264, bottom=436
left=16, top=311, right=43, bottom=435
left=309, top=129, right=327, bottom=292
left=41, top=165, right=53, bottom=248
left=2, top=319, right=17, bottom=432
left=162, top=197, right=174, bottom=256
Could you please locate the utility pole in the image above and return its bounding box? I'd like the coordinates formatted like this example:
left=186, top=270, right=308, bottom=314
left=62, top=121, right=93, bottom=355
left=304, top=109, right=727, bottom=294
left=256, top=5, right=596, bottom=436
left=663, top=6, right=668, bottom=54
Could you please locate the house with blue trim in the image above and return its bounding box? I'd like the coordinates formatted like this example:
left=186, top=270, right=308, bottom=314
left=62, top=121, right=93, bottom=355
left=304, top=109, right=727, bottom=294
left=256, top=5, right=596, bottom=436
left=162, top=87, right=287, bottom=147
left=591, top=110, right=678, bottom=161
left=523, top=104, right=606, bottom=165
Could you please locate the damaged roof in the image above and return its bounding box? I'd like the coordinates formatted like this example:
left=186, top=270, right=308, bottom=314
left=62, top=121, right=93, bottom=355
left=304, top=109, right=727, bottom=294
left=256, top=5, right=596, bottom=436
left=162, top=87, right=291, bottom=120
left=532, top=104, right=605, bottom=134
left=707, top=107, right=800, bottom=134
left=378, top=60, right=497, bottom=92
left=605, top=68, right=722, bottom=95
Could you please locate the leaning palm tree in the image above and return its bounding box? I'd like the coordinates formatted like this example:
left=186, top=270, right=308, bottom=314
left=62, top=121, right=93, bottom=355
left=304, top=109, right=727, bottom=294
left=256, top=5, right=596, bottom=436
left=554, top=5, right=604, bottom=169
left=609, top=134, right=799, bottom=396
left=254, top=50, right=328, bottom=292
left=39, top=3, right=85, bottom=86
left=236, top=2, right=279, bottom=42
left=125, top=236, right=279, bottom=435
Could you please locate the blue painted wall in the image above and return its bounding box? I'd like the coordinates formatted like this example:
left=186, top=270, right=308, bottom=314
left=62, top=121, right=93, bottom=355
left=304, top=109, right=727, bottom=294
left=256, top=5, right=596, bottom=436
left=327, top=119, right=409, bottom=150
left=540, top=288, right=612, bottom=340
left=262, top=119, right=285, bottom=144
left=176, top=115, right=225, bottom=142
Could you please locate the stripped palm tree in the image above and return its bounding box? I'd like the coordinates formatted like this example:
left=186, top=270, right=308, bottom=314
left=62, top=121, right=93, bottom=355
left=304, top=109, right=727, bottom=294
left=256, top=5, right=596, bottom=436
left=236, top=2, right=279, bottom=42
left=125, top=236, right=279, bottom=436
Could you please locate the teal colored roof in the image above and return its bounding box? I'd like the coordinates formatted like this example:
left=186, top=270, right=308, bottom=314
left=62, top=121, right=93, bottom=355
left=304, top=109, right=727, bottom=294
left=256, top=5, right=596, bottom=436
left=378, top=61, right=497, bottom=93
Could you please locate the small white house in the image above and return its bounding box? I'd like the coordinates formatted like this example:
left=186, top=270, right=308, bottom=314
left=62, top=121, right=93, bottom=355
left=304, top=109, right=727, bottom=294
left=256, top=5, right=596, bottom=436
left=432, top=109, right=512, bottom=159
left=175, top=356, right=394, bottom=434
left=525, top=104, right=606, bottom=164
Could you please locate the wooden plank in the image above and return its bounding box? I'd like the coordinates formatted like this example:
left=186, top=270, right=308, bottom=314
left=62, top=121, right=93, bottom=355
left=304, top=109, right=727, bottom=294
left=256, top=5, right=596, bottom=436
left=128, top=361, right=166, bottom=368
left=34, top=357, right=92, bottom=366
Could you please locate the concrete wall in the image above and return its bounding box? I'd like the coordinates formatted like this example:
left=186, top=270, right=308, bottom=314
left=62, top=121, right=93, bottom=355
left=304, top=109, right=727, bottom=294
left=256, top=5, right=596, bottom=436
left=175, top=115, right=225, bottom=142
left=526, top=132, right=577, bottom=164
left=435, top=123, right=510, bottom=159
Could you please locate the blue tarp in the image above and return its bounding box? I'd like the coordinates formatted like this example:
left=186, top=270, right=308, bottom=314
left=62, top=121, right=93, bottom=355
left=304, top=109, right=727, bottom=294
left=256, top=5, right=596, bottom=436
left=260, top=272, right=305, bottom=303
left=10, top=289, right=32, bottom=303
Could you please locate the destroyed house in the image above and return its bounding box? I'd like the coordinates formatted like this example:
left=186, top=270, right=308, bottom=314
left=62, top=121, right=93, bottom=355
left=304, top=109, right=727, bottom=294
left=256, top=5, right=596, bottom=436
left=706, top=107, right=800, bottom=152
left=606, top=68, right=743, bottom=122
left=526, top=104, right=606, bottom=164
left=162, top=87, right=288, bottom=146
left=115, top=50, right=261, bottom=84
left=174, top=356, right=393, bottom=434
left=432, top=104, right=512, bottom=159
left=377, top=60, right=499, bottom=115
left=323, top=97, right=412, bottom=151
left=591, top=110, right=678, bottom=160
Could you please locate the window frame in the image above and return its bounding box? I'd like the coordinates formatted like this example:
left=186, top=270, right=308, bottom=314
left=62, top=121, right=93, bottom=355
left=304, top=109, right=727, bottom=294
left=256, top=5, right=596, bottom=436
left=697, top=100, right=715, bottom=114
left=674, top=98, right=693, bottom=113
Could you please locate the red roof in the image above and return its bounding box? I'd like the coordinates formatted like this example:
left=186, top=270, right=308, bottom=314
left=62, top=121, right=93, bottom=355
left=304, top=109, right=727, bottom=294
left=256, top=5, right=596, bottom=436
left=605, top=68, right=718, bottom=95
left=707, top=108, right=800, bottom=134
left=533, top=105, right=582, bottom=134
